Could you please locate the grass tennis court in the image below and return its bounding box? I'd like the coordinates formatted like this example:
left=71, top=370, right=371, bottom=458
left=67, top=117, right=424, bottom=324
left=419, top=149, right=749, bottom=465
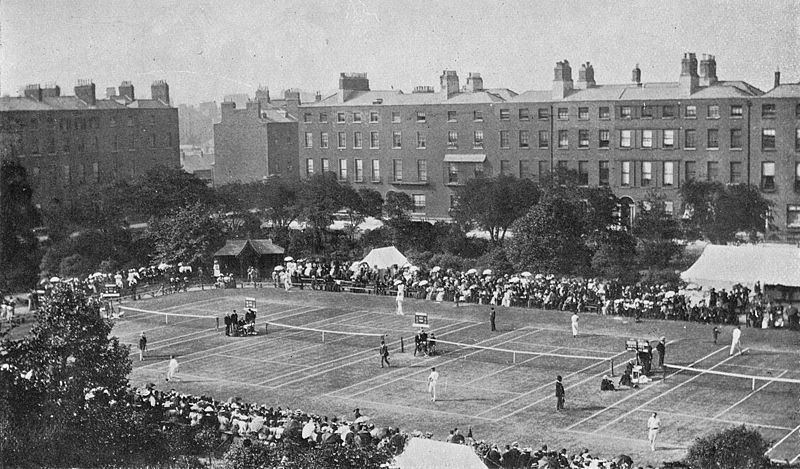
left=113, top=287, right=800, bottom=466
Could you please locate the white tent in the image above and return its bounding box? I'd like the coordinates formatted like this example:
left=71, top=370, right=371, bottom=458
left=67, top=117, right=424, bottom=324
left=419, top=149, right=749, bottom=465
left=350, top=246, right=409, bottom=271
left=393, top=438, right=487, bottom=469
left=681, top=244, right=800, bottom=289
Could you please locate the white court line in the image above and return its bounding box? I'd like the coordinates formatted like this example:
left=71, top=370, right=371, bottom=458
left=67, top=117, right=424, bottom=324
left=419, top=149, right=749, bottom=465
left=642, top=408, right=794, bottom=432
left=328, top=395, right=497, bottom=422
left=564, top=344, right=725, bottom=432
left=712, top=370, right=789, bottom=419
left=592, top=347, right=743, bottom=434
left=767, top=423, right=800, bottom=455
left=338, top=327, right=543, bottom=399
left=460, top=345, right=563, bottom=386
left=213, top=354, right=315, bottom=368
left=791, top=452, right=800, bottom=465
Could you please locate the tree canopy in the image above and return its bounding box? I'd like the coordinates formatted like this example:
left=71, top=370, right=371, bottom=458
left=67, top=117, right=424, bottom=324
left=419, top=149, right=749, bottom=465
left=0, top=159, right=40, bottom=289
left=145, top=201, right=227, bottom=266
left=680, top=180, right=772, bottom=243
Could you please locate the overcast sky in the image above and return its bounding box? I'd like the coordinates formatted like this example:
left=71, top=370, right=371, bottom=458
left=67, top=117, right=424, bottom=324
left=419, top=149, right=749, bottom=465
left=2, top=0, right=799, bottom=105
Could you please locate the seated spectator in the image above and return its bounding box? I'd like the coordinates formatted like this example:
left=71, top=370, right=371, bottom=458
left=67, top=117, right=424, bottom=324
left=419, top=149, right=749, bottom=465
left=601, top=375, right=616, bottom=391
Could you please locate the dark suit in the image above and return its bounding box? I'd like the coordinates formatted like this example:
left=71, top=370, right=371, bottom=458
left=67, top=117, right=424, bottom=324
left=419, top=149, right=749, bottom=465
left=656, top=341, right=666, bottom=367
left=555, top=380, right=565, bottom=410
left=490, top=309, right=496, bottom=331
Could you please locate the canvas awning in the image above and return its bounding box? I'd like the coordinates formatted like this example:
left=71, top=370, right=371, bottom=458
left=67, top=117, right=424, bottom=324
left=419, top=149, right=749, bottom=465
left=680, top=244, right=800, bottom=289
left=214, top=239, right=285, bottom=257
left=350, top=246, right=408, bottom=271
left=443, top=154, right=486, bottom=163
left=393, top=438, right=487, bottom=469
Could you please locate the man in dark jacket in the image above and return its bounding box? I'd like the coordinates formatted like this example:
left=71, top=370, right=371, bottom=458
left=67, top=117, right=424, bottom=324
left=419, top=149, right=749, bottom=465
left=656, top=337, right=666, bottom=368
left=555, top=375, right=565, bottom=410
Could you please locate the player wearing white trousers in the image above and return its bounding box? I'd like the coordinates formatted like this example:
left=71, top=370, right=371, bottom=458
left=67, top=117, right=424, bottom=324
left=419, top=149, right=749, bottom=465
left=396, top=284, right=405, bottom=315
left=571, top=313, right=579, bottom=337
left=428, top=367, right=439, bottom=401
left=166, top=355, right=179, bottom=382
left=730, top=326, right=744, bottom=356
left=647, top=412, right=661, bottom=451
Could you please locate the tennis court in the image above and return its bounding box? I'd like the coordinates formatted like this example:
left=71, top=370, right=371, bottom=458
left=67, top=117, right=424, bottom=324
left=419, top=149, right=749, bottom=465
left=113, top=287, right=800, bottom=466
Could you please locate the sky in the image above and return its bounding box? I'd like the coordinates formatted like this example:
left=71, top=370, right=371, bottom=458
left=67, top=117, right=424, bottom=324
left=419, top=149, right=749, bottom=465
left=1, top=0, right=799, bottom=105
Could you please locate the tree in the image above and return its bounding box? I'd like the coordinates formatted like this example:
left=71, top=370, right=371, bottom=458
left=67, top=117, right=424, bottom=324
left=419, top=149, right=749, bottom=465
left=145, top=202, right=227, bottom=266
left=0, top=159, right=40, bottom=289
left=634, top=190, right=683, bottom=270
left=383, top=191, right=414, bottom=222
left=685, top=425, right=771, bottom=469
left=451, top=175, right=540, bottom=243
left=115, top=167, right=216, bottom=220
left=591, top=228, right=639, bottom=282
left=298, top=173, right=349, bottom=252
left=340, top=186, right=384, bottom=241
left=680, top=181, right=772, bottom=243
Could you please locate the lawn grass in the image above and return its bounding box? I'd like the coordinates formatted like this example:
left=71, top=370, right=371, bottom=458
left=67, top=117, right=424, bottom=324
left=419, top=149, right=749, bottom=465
left=112, top=286, right=800, bottom=466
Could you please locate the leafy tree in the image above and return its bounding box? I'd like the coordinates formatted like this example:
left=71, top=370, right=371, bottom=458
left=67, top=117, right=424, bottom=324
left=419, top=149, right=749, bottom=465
left=685, top=425, right=771, bottom=469
left=0, top=159, right=40, bottom=289
left=298, top=173, right=349, bottom=252
left=340, top=186, right=383, bottom=241
left=634, top=190, right=683, bottom=270
left=146, top=202, right=227, bottom=266
left=383, top=191, right=414, bottom=222
left=591, top=228, right=639, bottom=282
left=116, top=167, right=216, bottom=220
left=39, top=228, right=139, bottom=278
left=257, top=176, right=303, bottom=230
left=451, top=175, right=540, bottom=243
left=680, top=180, right=772, bottom=243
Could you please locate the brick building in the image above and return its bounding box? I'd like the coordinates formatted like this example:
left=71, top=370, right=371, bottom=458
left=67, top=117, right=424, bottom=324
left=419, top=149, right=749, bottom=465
left=296, top=54, right=800, bottom=237
left=0, top=80, right=179, bottom=206
left=212, top=91, right=299, bottom=186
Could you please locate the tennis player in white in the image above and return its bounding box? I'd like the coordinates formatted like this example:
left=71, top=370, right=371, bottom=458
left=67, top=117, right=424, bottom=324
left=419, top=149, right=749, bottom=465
left=647, top=412, right=661, bottom=451
left=571, top=312, right=579, bottom=338
left=166, top=355, right=180, bottom=382
left=428, top=367, right=439, bottom=401
left=730, top=325, right=744, bottom=356
left=396, top=283, right=405, bottom=315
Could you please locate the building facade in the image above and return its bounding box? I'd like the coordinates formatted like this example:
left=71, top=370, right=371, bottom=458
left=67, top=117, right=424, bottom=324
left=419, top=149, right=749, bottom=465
left=0, top=80, right=179, bottom=206
left=295, top=55, right=800, bottom=237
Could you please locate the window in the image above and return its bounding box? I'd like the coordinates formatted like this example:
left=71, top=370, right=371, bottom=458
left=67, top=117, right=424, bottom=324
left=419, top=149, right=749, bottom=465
left=417, top=160, right=427, bottom=182
left=796, top=162, right=800, bottom=192
left=707, top=105, right=720, bottom=119
left=447, top=110, right=457, bottom=122
left=578, top=107, right=589, bottom=120
left=642, top=106, right=653, bottom=119
left=620, top=130, right=632, bottom=148
left=599, top=106, right=610, bottom=119
left=336, top=112, right=345, bottom=123
left=447, top=130, right=458, bottom=148
left=109, top=117, right=116, bottom=127
left=685, top=161, right=696, bottom=181
left=536, top=130, right=547, bottom=148
left=519, top=108, right=530, bottom=121
left=354, top=159, right=364, bottom=182
left=761, top=162, right=775, bottom=190
left=664, top=201, right=674, bottom=215
left=499, top=130, right=509, bottom=149
left=642, top=130, right=653, bottom=148
left=62, top=165, right=70, bottom=184
left=338, top=159, right=348, bottom=180
left=474, top=163, right=485, bottom=179
left=662, top=105, right=675, bottom=118
left=731, top=105, right=743, bottom=118
left=353, top=112, right=362, bottom=123
left=416, top=111, right=426, bottom=123
left=353, top=131, right=363, bottom=149
left=128, top=135, right=134, bottom=150
left=392, top=131, right=402, bottom=149
left=112, top=136, right=118, bottom=152
left=126, top=115, right=134, bottom=127
left=663, top=162, right=675, bottom=186
left=392, top=111, right=401, bottom=123
left=369, top=111, right=379, bottom=123
left=642, top=162, right=652, bottom=186
left=620, top=106, right=632, bottom=119
left=417, top=132, right=426, bottom=149
left=597, top=129, right=611, bottom=149
left=685, top=105, right=697, bottom=118
left=538, top=108, right=549, bottom=120
left=319, top=112, right=328, bottom=123
left=370, top=131, right=380, bottom=149
left=500, top=160, right=510, bottom=176
left=473, top=130, right=484, bottom=148
left=685, top=129, right=696, bottom=149
left=579, top=129, right=589, bottom=148
left=150, top=134, right=156, bottom=148
left=305, top=158, right=314, bottom=176
left=473, top=110, right=483, bottom=122
left=303, top=113, right=312, bottom=123
left=519, top=130, right=530, bottom=148
left=762, top=129, right=776, bottom=150
left=658, top=129, right=673, bottom=149
left=371, top=160, right=380, bottom=181
left=519, top=160, right=531, bottom=179
left=730, top=129, right=743, bottom=149
left=796, top=128, right=800, bottom=151
left=499, top=109, right=510, bottom=120
left=337, top=132, right=346, bottom=149
left=91, top=162, right=99, bottom=183
left=558, top=130, right=568, bottom=148
left=787, top=205, right=800, bottom=229
left=448, top=163, right=459, bottom=184
left=730, top=161, right=743, bottom=184
left=320, top=132, right=329, bottom=149
left=321, top=158, right=329, bottom=173
left=797, top=104, right=800, bottom=118
left=538, top=161, right=550, bottom=182
left=762, top=104, right=776, bottom=118
left=707, top=129, right=719, bottom=149
left=621, top=161, right=631, bottom=186
left=599, top=161, right=610, bottom=186
left=704, top=161, right=718, bottom=181
left=392, top=159, right=403, bottom=182
left=412, top=194, right=426, bottom=212
left=578, top=161, right=589, bottom=186
left=557, top=108, right=568, bottom=120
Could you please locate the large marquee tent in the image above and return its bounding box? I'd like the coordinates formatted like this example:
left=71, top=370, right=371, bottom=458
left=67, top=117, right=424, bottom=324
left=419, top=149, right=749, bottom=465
left=350, top=246, right=409, bottom=271
left=680, top=243, right=800, bottom=290
left=392, top=437, right=487, bottom=469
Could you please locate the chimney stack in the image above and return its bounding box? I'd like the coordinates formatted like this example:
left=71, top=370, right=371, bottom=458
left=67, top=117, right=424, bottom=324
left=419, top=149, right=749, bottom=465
left=632, top=64, right=641, bottom=86
left=440, top=70, right=460, bottom=98
left=679, top=52, right=699, bottom=96
left=466, top=73, right=483, bottom=92
left=24, top=84, right=42, bottom=101
left=151, top=80, right=170, bottom=105
left=774, top=70, right=781, bottom=89
left=118, top=81, right=135, bottom=101
left=74, top=79, right=96, bottom=105
left=41, top=84, right=61, bottom=98
left=339, top=72, right=370, bottom=102
left=255, top=86, right=271, bottom=104
left=106, top=87, right=117, bottom=99
left=552, top=60, right=574, bottom=99
left=315, top=91, right=322, bottom=102
left=699, top=54, right=718, bottom=86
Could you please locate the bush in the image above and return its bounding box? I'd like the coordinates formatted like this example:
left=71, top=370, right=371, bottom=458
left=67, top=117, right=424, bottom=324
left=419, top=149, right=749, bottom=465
left=685, top=425, right=771, bottom=469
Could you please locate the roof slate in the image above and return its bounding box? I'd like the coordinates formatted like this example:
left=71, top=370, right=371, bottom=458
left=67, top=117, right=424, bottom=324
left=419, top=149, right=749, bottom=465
left=761, top=83, right=800, bottom=98
left=0, top=96, right=172, bottom=112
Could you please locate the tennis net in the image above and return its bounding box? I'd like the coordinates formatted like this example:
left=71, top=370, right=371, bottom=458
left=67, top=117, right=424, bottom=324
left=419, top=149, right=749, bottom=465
left=263, top=321, right=386, bottom=348
left=664, top=363, right=800, bottom=392
left=118, top=306, right=220, bottom=330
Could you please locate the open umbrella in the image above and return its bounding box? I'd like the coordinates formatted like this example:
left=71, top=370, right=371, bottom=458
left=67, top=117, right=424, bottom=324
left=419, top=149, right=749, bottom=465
left=273, top=265, right=285, bottom=271
left=418, top=280, right=429, bottom=286
left=49, top=276, right=60, bottom=283
left=354, top=416, right=370, bottom=424
left=483, top=269, right=493, bottom=276
left=430, top=266, right=441, bottom=273
left=284, top=256, right=294, bottom=262
left=466, top=268, right=478, bottom=275
left=520, top=271, right=533, bottom=277
left=509, top=277, right=521, bottom=283
left=393, top=279, right=403, bottom=286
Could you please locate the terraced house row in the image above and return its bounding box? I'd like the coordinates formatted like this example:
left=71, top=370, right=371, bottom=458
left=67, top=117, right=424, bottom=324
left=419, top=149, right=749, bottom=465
left=214, top=53, right=800, bottom=237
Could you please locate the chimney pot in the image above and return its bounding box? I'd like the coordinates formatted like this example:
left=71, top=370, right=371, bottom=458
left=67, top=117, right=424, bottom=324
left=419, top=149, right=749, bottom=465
left=774, top=70, right=781, bottom=89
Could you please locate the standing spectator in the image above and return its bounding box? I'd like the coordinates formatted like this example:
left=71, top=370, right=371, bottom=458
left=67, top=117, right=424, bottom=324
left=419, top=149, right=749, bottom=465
left=396, top=282, right=405, bottom=315
left=713, top=326, right=720, bottom=345
left=379, top=340, right=390, bottom=368
left=490, top=307, right=496, bottom=332
left=166, top=355, right=180, bottom=382
left=730, top=325, right=744, bottom=356
left=555, top=375, right=565, bottom=411
left=138, top=332, right=147, bottom=361
left=428, top=367, right=439, bottom=402
left=224, top=313, right=232, bottom=336
left=571, top=312, right=579, bottom=338
left=647, top=412, right=661, bottom=451
left=656, top=337, right=666, bottom=368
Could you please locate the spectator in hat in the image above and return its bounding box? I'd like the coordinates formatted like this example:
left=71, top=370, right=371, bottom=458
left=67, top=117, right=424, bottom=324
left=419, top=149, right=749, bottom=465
left=656, top=337, right=666, bottom=368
